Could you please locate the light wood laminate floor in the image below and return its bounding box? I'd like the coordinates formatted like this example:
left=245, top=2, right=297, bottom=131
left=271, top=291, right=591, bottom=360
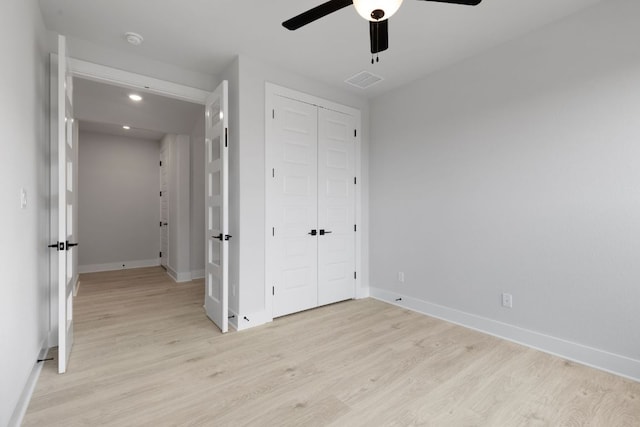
left=24, top=267, right=640, bottom=426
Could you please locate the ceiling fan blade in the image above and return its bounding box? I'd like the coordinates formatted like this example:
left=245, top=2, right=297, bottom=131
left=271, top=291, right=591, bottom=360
left=418, top=0, right=482, bottom=5
left=370, top=20, right=389, bottom=54
left=283, top=0, right=354, bottom=30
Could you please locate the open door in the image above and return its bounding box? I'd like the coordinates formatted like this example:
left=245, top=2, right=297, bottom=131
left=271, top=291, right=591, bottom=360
left=56, top=35, right=77, bottom=373
left=159, top=146, right=168, bottom=269
left=204, top=80, right=229, bottom=333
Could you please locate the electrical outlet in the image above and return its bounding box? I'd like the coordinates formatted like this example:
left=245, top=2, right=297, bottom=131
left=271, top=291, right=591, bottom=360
left=501, top=293, right=513, bottom=308
left=398, top=272, right=405, bottom=283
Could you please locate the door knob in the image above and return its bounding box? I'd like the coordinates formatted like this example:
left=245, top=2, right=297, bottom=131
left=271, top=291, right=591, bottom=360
left=48, top=242, right=64, bottom=251
left=65, top=240, right=79, bottom=250
left=308, top=229, right=317, bottom=236
left=319, top=229, right=332, bottom=236
left=212, top=234, right=223, bottom=240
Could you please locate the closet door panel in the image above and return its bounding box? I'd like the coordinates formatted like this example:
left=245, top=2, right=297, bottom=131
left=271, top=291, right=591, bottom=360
left=318, top=108, right=356, bottom=306
left=271, top=96, right=319, bottom=317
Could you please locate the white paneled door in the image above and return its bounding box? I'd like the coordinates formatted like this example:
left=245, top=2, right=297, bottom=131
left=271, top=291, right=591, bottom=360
left=57, top=35, right=77, bottom=373
left=270, top=96, right=319, bottom=318
left=160, top=147, right=168, bottom=268
left=204, top=80, right=229, bottom=333
left=268, top=94, right=356, bottom=318
left=317, top=108, right=356, bottom=306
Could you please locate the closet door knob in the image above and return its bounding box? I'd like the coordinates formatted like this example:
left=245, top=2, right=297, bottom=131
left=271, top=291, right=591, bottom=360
left=319, top=229, right=332, bottom=236
left=308, top=229, right=317, bottom=236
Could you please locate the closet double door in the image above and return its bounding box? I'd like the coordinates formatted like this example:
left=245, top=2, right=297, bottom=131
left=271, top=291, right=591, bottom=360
left=268, top=95, right=356, bottom=318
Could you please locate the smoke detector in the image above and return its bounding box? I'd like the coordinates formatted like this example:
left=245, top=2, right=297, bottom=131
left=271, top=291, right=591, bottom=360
left=125, top=32, right=144, bottom=46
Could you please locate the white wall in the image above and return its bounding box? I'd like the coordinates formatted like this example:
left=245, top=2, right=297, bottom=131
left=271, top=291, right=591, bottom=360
left=0, top=0, right=51, bottom=424
left=78, top=131, right=160, bottom=271
left=369, top=0, right=640, bottom=380
left=161, top=134, right=191, bottom=281
left=234, top=55, right=370, bottom=328
left=67, top=37, right=216, bottom=91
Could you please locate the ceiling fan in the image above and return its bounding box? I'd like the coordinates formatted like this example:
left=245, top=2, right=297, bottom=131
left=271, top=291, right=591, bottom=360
left=283, top=0, right=482, bottom=63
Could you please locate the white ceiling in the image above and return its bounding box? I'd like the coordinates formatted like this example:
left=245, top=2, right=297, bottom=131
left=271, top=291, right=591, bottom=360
left=39, top=0, right=605, bottom=99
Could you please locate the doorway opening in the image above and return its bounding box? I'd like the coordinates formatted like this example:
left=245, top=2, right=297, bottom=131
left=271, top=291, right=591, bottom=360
left=72, top=77, right=205, bottom=281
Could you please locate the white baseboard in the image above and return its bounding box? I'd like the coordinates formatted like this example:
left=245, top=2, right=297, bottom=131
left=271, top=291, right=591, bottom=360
left=356, top=285, right=370, bottom=299
left=47, top=326, right=58, bottom=347
left=235, top=309, right=271, bottom=331
left=72, top=274, right=80, bottom=296
left=9, top=342, right=49, bottom=427
left=228, top=308, right=239, bottom=331
left=370, top=287, right=640, bottom=383
left=166, top=266, right=192, bottom=283
left=78, top=259, right=160, bottom=274
left=191, top=269, right=205, bottom=280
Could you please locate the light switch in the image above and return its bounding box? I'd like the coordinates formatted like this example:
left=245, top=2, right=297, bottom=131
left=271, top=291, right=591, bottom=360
left=20, top=188, right=27, bottom=209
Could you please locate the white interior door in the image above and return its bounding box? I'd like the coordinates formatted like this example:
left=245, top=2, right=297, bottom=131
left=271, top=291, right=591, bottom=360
left=204, top=80, right=229, bottom=333
left=160, top=148, right=168, bottom=268
left=57, top=35, right=76, bottom=373
left=270, top=96, right=319, bottom=318
left=317, top=108, right=356, bottom=305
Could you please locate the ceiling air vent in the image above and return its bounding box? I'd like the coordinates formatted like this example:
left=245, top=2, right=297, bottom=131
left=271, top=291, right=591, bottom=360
left=345, top=71, right=383, bottom=89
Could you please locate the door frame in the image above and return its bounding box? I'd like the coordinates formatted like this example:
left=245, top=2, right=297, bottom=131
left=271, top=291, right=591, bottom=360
left=265, top=83, right=363, bottom=321
left=159, top=145, right=169, bottom=269
left=49, top=57, right=212, bottom=346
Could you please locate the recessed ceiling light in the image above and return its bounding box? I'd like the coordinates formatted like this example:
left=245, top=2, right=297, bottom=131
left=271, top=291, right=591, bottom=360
left=128, top=94, right=143, bottom=102
left=125, top=32, right=144, bottom=46
left=123, top=125, right=131, bottom=130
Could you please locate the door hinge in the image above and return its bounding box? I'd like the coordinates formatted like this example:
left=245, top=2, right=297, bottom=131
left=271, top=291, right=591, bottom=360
left=354, top=129, right=357, bottom=137
left=354, top=271, right=357, bottom=279
left=160, top=191, right=162, bottom=197
left=225, top=128, right=228, bottom=147
left=159, top=251, right=162, bottom=258
left=272, top=168, right=275, bottom=178
left=272, top=109, right=275, bottom=119
left=354, top=176, right=357, bottom=185
left=159, top=160, right=162, bottom=166
left=354, top=224, right=357, bottom=232
left=272, top=286, right=275, bottom=296
left=272, top=227, right=275, bottom=236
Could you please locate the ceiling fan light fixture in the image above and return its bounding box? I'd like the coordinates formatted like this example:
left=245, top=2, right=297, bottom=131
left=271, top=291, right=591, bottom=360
left=353, top=0, right=403, bottom=21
